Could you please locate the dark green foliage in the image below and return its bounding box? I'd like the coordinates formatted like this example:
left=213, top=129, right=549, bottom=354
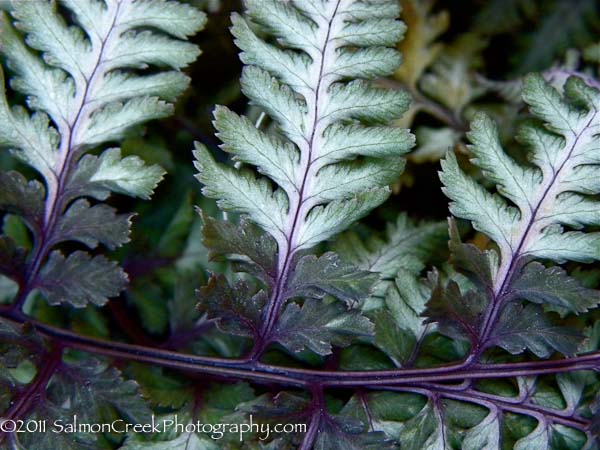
left=490, top=303, right=582, bottom=358
left=274, top=300, right=374, bottom=356
left=511, top=262, right=600, bottom=314
left=425, top=278, right=488, bottom=344
left=285, top=253, right=377, bottom=306
left=55, top=201, right=132, bottom=250
left=36, top=251, right=128, bottom=307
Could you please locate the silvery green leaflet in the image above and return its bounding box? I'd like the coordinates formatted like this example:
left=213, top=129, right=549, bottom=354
left=0, top=0, right=599, bottom=449
left=194, top=0, right=414, bottom=355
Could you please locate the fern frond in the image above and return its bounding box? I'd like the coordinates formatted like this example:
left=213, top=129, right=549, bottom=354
left=442, top=74, right=600, bottom=281
left=195, top=0, right=412, bottom=353
left=0, top=0, right=205, bottom=308
left=0, top=0, right=204, bottom=195
left=195, top=0, right=413, bottom=256
left=438, top=74, right=600, bottom=355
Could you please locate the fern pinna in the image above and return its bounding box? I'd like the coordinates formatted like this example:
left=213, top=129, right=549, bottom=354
left=0, top=0, right=204, bottom=448
left=0, top=0, right=599, bottom=449
left=195, top=0, right=414, bottom=358
left=438, top=76, right=600, bottom=358
left=0, top=0, right=205, bottom=308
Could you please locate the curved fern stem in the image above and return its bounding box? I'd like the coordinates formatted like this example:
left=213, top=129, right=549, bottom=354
left=1, top=308, right=599, bottom=388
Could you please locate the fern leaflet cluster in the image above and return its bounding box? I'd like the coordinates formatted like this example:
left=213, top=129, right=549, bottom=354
left=195, top=0, right=414, bottom=351
left=438, top=75, right=600, bottom=357
left=0, top=0, right=205, bottom=308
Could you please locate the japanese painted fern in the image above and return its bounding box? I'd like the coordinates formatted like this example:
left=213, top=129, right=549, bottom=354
left=438, top=74, right=600, bottom=357
left=1, top=1, right=600, bottom=450
left=0, top=1, right=204, bottom=449
left=195, top=0, right=414, bottom=356
left=0, top=0, right=205, bottom=308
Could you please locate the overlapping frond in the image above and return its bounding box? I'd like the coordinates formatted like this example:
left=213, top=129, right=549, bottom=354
left=442, top=74, right=600, bottom=272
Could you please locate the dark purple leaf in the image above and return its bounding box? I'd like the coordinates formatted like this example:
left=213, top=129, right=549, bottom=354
left=424, top=278, right=488, bottom=344
left=510, top=261, right=600, bottom=315
left=197, top=274, right=265, bottom=338
left=286, top=252, right=377, bottom=306
left=489, top=302, right=582, bottom=357
left=273, top=299, right=373, bottom=355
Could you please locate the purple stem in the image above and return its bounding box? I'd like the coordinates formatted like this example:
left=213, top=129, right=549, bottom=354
left=0, top=345, right=63, bottom=444
left=299, top=386, right=325, bottom=450
left=1, top=308, right=598, bottom=389
left=407, top=380, right=582, bottom=419
left=380, top=384, right=590, bottom=432
left=9, top=2, right=124, bottom=314
left=377, top=78, right=468, bottom=133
